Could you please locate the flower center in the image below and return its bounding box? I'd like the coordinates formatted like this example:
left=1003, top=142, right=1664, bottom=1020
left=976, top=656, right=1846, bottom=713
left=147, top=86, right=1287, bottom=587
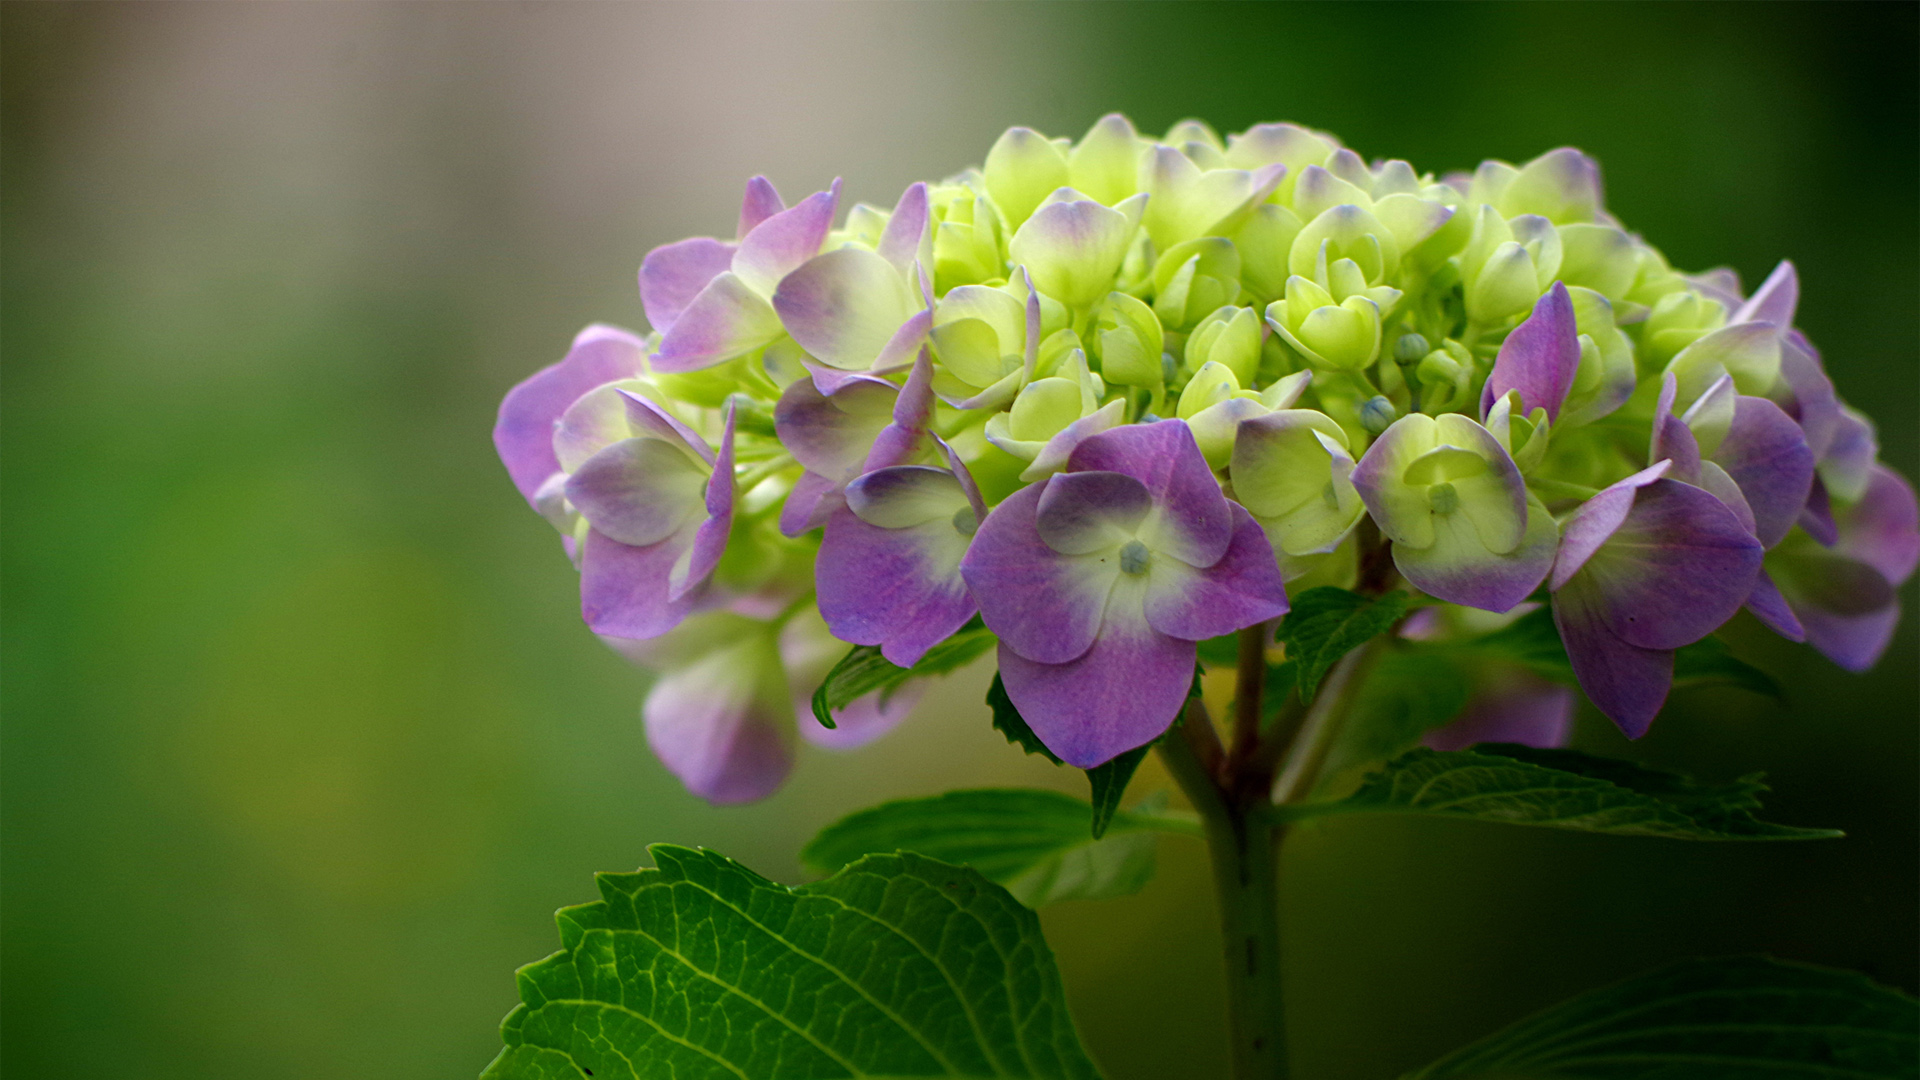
left=1428, top=482, right=1459, bottom=515
left=1119, top=539, right=1152, bottom=576
left=951, top=506, right=979, bottom=537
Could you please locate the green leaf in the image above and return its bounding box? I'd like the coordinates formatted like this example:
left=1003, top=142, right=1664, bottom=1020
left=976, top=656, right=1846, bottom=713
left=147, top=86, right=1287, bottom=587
left=802, top=788, right=1196, bottom=907
left=987, top=672, right=1062, bottom=764
left=1674, top=634, right=1784, bottom=701
left=1404, top=955, right=1919, bottom=1079
left=485, top=846, right=1105, bottom=1080
left=813, top=619, right=996, bottom=729
left=1287, top=745, right=1842, bottom=840
left=1275, top=586, right=1410, bottom=701
left=1086, top=745, right=1150, bottom=839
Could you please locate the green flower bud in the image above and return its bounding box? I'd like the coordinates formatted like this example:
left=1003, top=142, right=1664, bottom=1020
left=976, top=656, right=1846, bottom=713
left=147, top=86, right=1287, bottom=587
left=1232, top=203, right=1305, bottom=307
left=1556, top=223, right=1638, bottom=302
left=1176, top=360, right=1243, bottom=420
left=1265, top=275, right=1383, bottom=372
left=1393, top=332, right=1431, bottom=363
left=1414, top=340, right=1474, bottom=413
left=1289, top=204, right=1400, bottom=285
left=1091, top=291, right=1166, bottom=388
left=1184, top=305, right=1263, bottom=387
left=1152, top=237, right=1242, bottom=330
left=1360, top=395, right=1397, bottom=435
left=1459, top=206, right=1561, bottom=324
left=1559, top=286, right=1637, bottom=426
left=1640, top=290, right=1728, bottom=369
left=931, top=188, right=1008, bottom=292
left=983, top=126, right=1070, bottom=231
left=982, top=348, right=1109, bottom=464
left=1067, top=113, right=1145, bottom=206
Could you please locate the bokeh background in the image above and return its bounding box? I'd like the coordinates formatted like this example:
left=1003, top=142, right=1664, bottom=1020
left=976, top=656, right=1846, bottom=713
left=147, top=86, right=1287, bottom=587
left=4, top=3, right=1915, bottom=1078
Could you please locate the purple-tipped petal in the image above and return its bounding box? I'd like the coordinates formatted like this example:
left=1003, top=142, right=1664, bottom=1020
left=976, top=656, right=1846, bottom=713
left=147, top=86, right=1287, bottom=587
left=579, top=527, right=698, bottom=639
left=1022, top=399, right=1127, bottom=481
left=1772, top=331, right=1840, bottom=460
left=1551, top=461, right=1671, bottom=589
left=1558, top=478, right=1762, bottom=651
left=1067, top=420, right=1233, bottom=567
left=640, top=237, right=738, bottom=334
left=863, top=353, right=935, bottom=472
left=1819, top=408, right=1879, bottom=503
left=877, top=182, right=932, bottom=272
left=565, top=438, right=707, bottom=547
left=1552, top=578, right=1675, bottom=739
left=795, top=681, right=924, bottom=750
left=675, top=410, right=737, bottom=600
left=1143, top=504, right=1289, bottom=640
left=1035, top=471, right=1153, bottom=554
left=773, top=372, right=897, bottom=477
left=1795, top=601, right=1902, bottom=673
left=731, top=180, right=841, bottom=297
left=617, top=389, right=714, bottom=464
left=1650, top=372, right=1702, bottom=483
left=1732, top=259, right=1798, bottom=329
left=995, top=629, right=1194, bottom=769
left=1746, top=570, right=1806, bottom=642
left=644, top=636, right=794, bottom=804
left=817, top=481, right=977, bottom=668
left=652, top=272, right=784, bottom=372
left=493, top=325, right=647, bottom=503
left=1844, top=467, right=1920, bottom=584
left=1395, top=496, right=1558, bottom=613
left=737, top=175, right=785, bottom=240
left=1422, top=674, right=1574, bottom=751
left=779, top=470, right=842, bottom=538
left=1799, top=477, right=1839, bottom=546
left=962, top=483, right=1113, bottom=665
left=1482, top=282, right=1579, bottom=423
left=773, top=247, right=919, bottom=371
left=1713, top=395, right=1815, bottom=548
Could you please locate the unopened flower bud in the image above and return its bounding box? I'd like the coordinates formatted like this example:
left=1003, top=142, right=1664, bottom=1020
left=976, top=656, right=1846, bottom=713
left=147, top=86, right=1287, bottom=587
left=1360, top=395, right=1398, bottom=435
left=1393, top=332, right=1431, bottom=364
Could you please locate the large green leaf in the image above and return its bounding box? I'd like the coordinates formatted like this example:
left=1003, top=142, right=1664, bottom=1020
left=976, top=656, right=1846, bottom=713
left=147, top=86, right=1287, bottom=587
left=802, top=789, right=1196, bottom=907
left=485, top=846, right=1104, bottom=1080
left=1284, top=745, right=1841, bottom=840
left=812, top=620, right=996, bottom=729
left=1405, top=955, right=1919, bottom=1079
left=1274, top=586, right=1410, bottom=701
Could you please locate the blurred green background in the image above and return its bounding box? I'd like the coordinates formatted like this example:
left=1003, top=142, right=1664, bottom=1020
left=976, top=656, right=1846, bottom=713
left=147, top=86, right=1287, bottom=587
left=3, top=3, right=1914, bottom=1078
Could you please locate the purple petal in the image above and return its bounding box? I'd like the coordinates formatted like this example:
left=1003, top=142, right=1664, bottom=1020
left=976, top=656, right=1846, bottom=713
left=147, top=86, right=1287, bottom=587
left=1143, top=504, right=1289, bottom=639
left=1481, top=282, right=1579, bottom=423
left=1745, top=570, right=1806, bottom=642
left=937, top=436, right=990, bottom=523
left=1819, top=407, right=1879, bottom=503
left=737, top=175, right=785, bottom=240
left=773, top=372, right=897, bottom=477
left=579, top=527, right=698, bottom=639
left=962, top=483, right=1112, bottom=665
left=1022, top=399, right=1127, bottom=480
left=1794, top=601, right=1902, bottom=673
left=617, top=389, right=714, bottom=464
left=1422, top=674, right=1574, bottom=751
left=1839, top=465, right=1920, bottom=585
left=1650, top=371, right=1702, bottom=483
left=1552, top=577, right=1674, bottom=739
left=640, top=237, right=737, bottom=334
left=795, top=682, right=924, bottom=750
left=772, top=247, right=918, bottom=371
left=1799, top=477, right=1840, bottom=546
left=1395, top=496, right=1558, bottom=613
left=995, top=630, right=1194, bottom=769
left=877, top=182, right=932, bottom=272
left=652, top=272, right=784, bottom=372
left=565, top=437, right=706, bottom=547
left=779, top=470, right=842, bottom=538
left=493, top=324, right=647, bottom=503
left=1035, top=471, right=1153, bottom=555
left=675, top=409, right=737, bottom=601
left=1067, top=420, right=1233, bottom=567
left=860, top=347, right=937, bottom=474
left=817, top=506, right=977, bottom=668
left=1712, top=395, right=1814, bottom=548
left=1732, top=259, right=1798, bottom=329
left=731, top=179, right=841, bottom=297
left=1551, top=461, right=1671, bottom=589
left=644, top=639, right=794, bottom=804
left=1772, top=331, right=1840, bottom=460
left=1557, top=478, right=1763, bottom=651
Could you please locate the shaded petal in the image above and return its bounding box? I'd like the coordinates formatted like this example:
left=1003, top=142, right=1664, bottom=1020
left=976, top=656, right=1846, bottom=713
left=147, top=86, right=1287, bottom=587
left=1551, top=461, right=1671, bottom=589
left=1481, top=282, right=1579, bottom=423
left=995, top=627, right=1194, bottom=769
left=579, top=527, right=698, bottom=639
left=779, top=469, right=842, bottom=538
left=1143, top=504, right=1289, bottom=639
left=1423, top=674, right=1574, bottom=751
left=1068, top=419, right=1233, bottom=567
left=962, top=482, right=1116, bottom=664
left=773, top=372, right=896, bottom=477
left=1036, top=470, right=1152, bottom=554
left=1552, top=576, right=1674, bottom=739
left=1799, top=476, right=1840, bottom=546
left=1560, top=478, right=1762, bottom=650
left=796, top=681, right=924, bottom=750
left=640, top=237, right=737, bottom=333
left=1771, top=331, right=1839, bottom=460
left=1649, top=371, right=1701, bottom=483
left=1838, top=464, right=1920, bottom=584
left=817, top=507, right=976, bottom=668
left=1021, top=399, right=1126, bottom=481
left=1395, top=495, right=1557, bottom=613
left=1819, top=407, right=1879, bottom=503
left=617, top=388, right=715, bottom=464
left=674, top=409, right=736, bottom=600
left=1352, top=413, right=1443, bottom=548
left=876, top=181, right=932, bottom=272
left=1793, top=601, right=1901, bottom=673
left=1712, top=395, right=1814, bottom=548
left=644, top=628, right=794, bottom=804
left=736, top=175, right=785, bottom=240
left=772, top=247, right=917, bottom=370
left=652, top=271, right=784, bottom=372
left=863, top=348, right=936, bottom=472
left=493, top=324, right=647, bottom=502
left=1745, top=569, right=1806, bottom=642
left=565, top=437, right=706, bottom=547
left=847, top=464, right=970, bottom=528
left=731, top=180, right=840, bottom=296
left=1732, top=259, right=1798, bottom=329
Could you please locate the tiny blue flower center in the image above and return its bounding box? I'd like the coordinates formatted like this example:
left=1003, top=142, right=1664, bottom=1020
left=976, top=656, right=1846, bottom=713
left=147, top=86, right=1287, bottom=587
left=951, top=506, right=979, bottom=537
left=1429, top=482, right=1459, bottom=515
left=1119, top=539, right=1152, bottom=576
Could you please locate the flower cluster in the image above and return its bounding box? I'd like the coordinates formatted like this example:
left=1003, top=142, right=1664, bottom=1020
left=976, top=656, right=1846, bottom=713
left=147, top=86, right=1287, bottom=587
left=496, top=116, right=1916, bottom=802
